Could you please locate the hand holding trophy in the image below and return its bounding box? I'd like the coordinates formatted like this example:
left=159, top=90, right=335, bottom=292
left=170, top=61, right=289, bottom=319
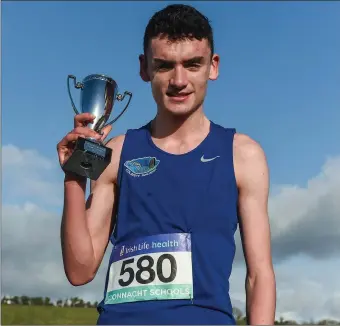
left=58, top=74, right=132, bottom=180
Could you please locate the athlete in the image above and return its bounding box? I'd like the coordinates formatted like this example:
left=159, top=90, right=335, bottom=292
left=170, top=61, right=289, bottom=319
left=57, top=4, right=276, bottom=325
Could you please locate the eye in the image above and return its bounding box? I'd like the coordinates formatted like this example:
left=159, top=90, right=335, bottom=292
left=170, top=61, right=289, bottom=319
left=184, top=63, right=201, bottom=70
left=155, top=63, right=173, bottom=72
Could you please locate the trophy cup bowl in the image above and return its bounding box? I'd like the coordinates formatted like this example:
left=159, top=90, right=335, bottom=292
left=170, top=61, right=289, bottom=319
left=62, top=74, right=132, bottom=180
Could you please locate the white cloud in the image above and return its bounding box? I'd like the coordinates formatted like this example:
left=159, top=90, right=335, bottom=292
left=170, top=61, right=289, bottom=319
left=269, top=155, right=340, bottom=261
left=2, top=144, right=55, bottom=170
left=233, top=155, right=340, bottom=264
left=1, top=144, right=111, bottom=304
left=2, top=144, right=63, bottom=206
left=1, top=201, right=111, bottom=303
left=230, top=257, right=340, bottom=323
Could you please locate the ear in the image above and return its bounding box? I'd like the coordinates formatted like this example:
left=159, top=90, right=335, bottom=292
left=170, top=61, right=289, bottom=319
left=139, top=54, right=150, bottom=82
left=209, top=54, right=220, bottom=81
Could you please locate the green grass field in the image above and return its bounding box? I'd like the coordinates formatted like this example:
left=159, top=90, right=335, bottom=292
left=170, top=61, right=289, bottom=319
left=8, top=304, right=337, bottom=325
left=1, top=304, right=246, bottom=325
left=1, top=305, right=99, bottom=325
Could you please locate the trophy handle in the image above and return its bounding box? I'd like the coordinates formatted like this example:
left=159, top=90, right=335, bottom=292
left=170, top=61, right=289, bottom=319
left=67, top=75, right=83, bottom=115
left=105, top=91, right=133, bottom=127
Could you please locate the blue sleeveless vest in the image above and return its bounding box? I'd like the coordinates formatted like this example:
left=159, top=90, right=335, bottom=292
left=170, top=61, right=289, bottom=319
left=97, top=121, right=239, bottom=325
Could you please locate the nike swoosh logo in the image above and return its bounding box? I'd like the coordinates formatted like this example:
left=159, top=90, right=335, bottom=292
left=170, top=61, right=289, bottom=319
left=201, top=155, right=220, bottom=162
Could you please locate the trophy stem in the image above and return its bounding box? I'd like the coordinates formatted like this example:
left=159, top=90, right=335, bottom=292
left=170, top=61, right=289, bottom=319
left=87, top=137, right=100, bottom=143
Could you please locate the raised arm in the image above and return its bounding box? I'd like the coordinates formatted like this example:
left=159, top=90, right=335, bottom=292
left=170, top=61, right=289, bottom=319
left=234, top=133, right=276, bottom=325
left=57, top=113, right=125, bottom=286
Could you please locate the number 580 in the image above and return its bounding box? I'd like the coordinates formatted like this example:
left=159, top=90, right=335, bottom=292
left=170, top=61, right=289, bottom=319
left=118, top=254, right=177, bottom=287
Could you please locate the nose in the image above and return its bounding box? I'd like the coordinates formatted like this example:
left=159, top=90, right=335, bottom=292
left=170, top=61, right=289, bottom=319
left=169, top=65, right=188, bottom=89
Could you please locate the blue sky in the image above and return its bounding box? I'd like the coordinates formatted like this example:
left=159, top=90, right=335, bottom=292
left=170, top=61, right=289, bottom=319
left=3, top=1, right=340, bottom=186
left=2, top=1, right=340, bottom=322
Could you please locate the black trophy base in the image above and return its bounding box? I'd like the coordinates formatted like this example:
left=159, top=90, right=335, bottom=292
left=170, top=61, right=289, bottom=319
left=62, top=137, right=112, bottom=181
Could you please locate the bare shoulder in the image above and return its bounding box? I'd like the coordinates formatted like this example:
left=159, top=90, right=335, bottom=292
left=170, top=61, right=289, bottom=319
left=105, top=134, right=126, bottom=154
left=233, top=133, right=266, bottom=162
left=233, top=133, right=269, bottom=190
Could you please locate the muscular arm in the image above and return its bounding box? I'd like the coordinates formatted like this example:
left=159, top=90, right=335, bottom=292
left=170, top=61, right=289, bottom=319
left=234, top=134, right=276, bottom=325
left=61, top=135, right=125, bottom=286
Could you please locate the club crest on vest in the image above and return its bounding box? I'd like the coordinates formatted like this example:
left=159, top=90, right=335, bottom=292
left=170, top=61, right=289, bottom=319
left=124, top=156, right=160, bottom=177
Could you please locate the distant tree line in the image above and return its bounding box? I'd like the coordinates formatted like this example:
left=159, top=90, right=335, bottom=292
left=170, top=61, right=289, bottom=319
left=1, top=295, right=98, bottom=308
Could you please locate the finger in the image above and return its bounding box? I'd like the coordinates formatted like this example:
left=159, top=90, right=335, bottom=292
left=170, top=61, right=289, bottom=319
left=73, top=127, right=101, bottom=140
left=57, top=132, right=85, bottom=149
left=57, top=135, right=79, bottom=163
left=63, top=133, right=84, bottom=144
left=100, top=125, right=112, bottom=141
left=74, top=113, right=96, bottom=128
left=58, top=149, right=69, bottom=166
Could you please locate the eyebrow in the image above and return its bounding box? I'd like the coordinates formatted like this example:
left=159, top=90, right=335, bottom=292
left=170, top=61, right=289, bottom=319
left=153, top=56, right=205, bottom=65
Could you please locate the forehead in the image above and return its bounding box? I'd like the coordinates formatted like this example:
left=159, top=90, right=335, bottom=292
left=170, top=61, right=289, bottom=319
left=148, top=37, right=211, bottom=61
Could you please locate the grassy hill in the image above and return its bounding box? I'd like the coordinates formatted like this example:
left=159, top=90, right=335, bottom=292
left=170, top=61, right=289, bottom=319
left=1, top=304, right=99, bottom=325
left=1, top=304, right=246, bottom=325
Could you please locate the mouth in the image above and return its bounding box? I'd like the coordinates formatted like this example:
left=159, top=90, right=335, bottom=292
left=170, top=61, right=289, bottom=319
left=167, top=92, right=192, bottom=102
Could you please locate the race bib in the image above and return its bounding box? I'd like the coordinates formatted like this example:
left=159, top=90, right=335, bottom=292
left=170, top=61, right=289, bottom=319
left=105, top=233, right=193, bottom=305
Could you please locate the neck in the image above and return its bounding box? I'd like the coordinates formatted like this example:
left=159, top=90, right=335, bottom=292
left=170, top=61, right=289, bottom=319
left=150, top=107, right=210, bottom=141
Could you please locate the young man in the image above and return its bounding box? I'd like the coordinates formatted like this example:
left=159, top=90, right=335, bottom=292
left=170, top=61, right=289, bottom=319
left=57, top=4, right=276, bottom=325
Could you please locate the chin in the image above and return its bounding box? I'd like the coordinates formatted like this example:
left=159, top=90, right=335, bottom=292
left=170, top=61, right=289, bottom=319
left=164, top=105, right=196, bottom=117
left=163, top=99, right=199, bottom=116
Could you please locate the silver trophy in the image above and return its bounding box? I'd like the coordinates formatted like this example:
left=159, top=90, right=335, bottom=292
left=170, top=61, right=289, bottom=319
left=62, top=74, right=132, bottom=180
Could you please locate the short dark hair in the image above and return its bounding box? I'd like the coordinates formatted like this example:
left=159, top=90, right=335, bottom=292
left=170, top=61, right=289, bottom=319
left=143, top=4, right=214, bottom=56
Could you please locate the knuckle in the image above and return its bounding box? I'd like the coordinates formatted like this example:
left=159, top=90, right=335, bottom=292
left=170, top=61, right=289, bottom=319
left=66, top=132, right=75, bottom=141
